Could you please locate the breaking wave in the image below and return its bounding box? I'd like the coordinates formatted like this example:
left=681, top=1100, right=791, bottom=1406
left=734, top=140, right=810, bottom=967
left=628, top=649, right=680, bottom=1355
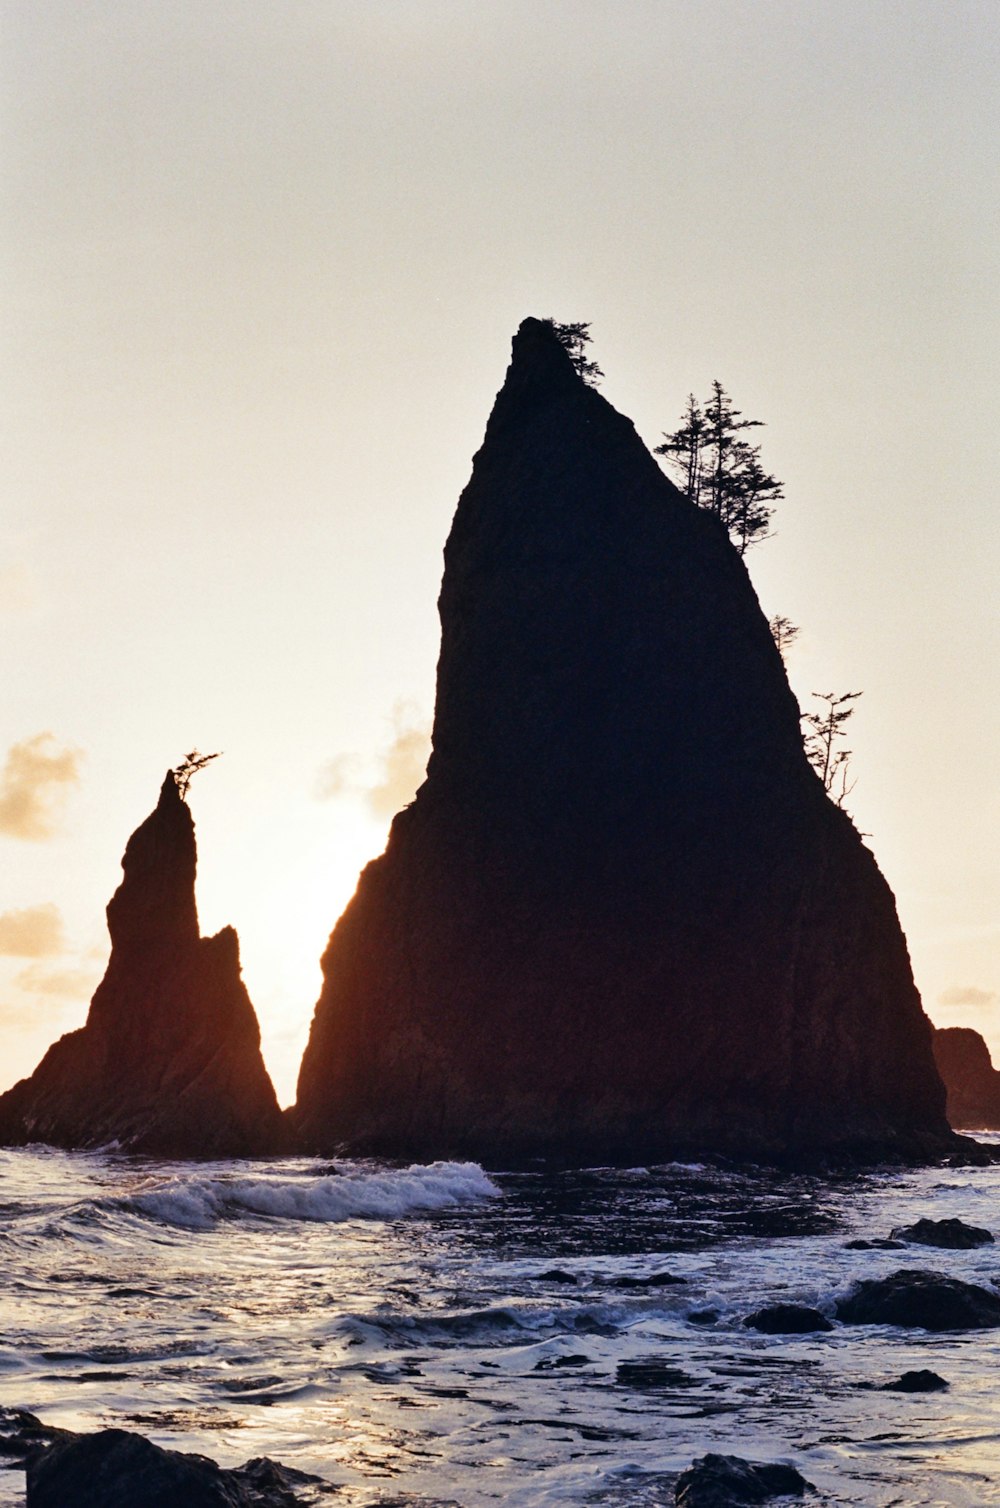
left=103, top=1160, right=501, bottom=1231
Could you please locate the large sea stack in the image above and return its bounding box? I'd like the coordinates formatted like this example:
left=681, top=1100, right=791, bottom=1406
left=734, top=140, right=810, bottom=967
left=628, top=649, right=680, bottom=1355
left=0, top=774, right=287, bottom=1156
left=933, top=1027, right=1000, bottom=1131
left=294, top=318, right=952, bottom=1164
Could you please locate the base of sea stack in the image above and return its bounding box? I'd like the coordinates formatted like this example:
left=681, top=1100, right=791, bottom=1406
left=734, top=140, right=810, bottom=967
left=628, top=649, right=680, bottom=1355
left=290, top=1112, right=975, bottom=1173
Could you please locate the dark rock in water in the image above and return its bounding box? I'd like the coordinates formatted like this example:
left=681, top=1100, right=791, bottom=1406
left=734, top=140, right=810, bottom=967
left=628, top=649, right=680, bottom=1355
left=880, top=1369, right=949, bottom=1393
left=533, top=1353, right=592, bottom=1370
left=687, top=1309, right=719, bottom=1325
left=836, top=1268, right=1000, bottom=1330
left=293, top=316, right=953, bottom=1165
left=743, top=1303, right=833, bottom=1334
left=26, top=1428, right=321, bottom=1507
left=0, top=774, right=288, bottom=1157
left=933, top=1026, right=1000, bottom=1130
left=535, top=1268, right=581, bottom=1283
left=675, top=1452, right=812, bottom=1505
left=844, top=1238, right=905, bottom=1250
left=890, top=1216, right=994, bottom=1249
left=616, top=1359, right=696, bottom=1389
left=612, top=1270, right=686, bottom=1288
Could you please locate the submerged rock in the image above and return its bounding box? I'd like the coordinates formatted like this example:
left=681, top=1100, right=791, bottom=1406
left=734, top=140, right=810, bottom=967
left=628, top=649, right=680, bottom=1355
left=675, top=1452, right=812, bottom=1505
left=843, top=1238, right=904, bottom=1250
left=0, top=774, right=288, bottom=1157
left=25, top=1428, right=322, bottom=1507
left=880, top=1369, right=949, bottom=1392
left=293, top=317, right=953, bottom=1165
left=889, top=1217, right=994, bottom=1248
left=743, top=1304, right=833, bottom=1334
left=616, top=1359, right=696, bottom=1389
left=933, top=1026, right=1000, bottom=1130
left=612, top=1270, right=686, bottom=1288
left=836, top=1268, right=1000, bottom=1330
left=533, top=1353, right=592, bottom=1370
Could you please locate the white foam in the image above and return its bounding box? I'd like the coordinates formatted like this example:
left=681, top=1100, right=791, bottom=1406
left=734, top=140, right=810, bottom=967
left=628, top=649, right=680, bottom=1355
left=119, top=1160, right=501, bottom=1231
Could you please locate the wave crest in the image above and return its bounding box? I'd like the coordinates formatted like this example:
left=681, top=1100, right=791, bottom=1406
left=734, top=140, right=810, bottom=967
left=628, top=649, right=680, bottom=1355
left=111, top=1161, right=501, bottom=1231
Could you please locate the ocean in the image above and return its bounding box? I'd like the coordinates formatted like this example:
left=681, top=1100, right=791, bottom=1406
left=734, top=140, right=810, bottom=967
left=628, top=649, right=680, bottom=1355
left=3, top=1143, right=1000, bottom=1506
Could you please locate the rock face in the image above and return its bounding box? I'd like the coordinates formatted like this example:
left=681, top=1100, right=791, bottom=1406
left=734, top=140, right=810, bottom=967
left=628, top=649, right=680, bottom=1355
left=836, top=1269, right=1000, bottom=1330
left=743, top=1304, right=833, bottom=1334
left=294, top=317, right=952, bottom=1163
left=25, top=1428, right=319, bottom=1508
left=0, top=774, right=287, bottom=1157
left=890, top=1216, right=993, bottom=1248
left=674, top=1453, right=811, bottom=1506
left=933, top=1026, right=1000, bottom=1129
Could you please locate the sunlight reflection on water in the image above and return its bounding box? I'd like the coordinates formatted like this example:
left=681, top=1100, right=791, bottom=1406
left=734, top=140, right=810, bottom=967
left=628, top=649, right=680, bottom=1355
left=2, top=1144, right=1000, bottom=1505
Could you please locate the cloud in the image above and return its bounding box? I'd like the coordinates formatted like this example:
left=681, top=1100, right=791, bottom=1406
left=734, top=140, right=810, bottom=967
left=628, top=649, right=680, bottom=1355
left=938, top=985, right=999, bottom=1010
left=0, top=733, right=83, bottom=840
left=316, top=704, right=431, bottom=818
left=366, top=708, right=431, bottom=818
left=14, top=961, right=100, bottom=1000
left=0, top=903, right=64, bottom=957
left=315, top=752, right=363, bottom=802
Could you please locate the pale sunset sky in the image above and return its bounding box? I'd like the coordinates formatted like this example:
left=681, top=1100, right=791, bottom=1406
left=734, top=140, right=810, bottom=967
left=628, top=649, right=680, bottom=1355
left=2, top=1, right=997, bottom=1105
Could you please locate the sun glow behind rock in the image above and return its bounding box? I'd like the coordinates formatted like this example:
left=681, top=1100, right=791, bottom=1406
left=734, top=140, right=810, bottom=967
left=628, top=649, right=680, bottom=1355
left=193, top=790, right=395, bottom=1108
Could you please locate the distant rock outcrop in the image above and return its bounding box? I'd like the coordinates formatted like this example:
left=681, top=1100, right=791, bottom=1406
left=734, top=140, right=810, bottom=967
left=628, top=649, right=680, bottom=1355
left=0, top=774, right=287, bottom=1157
left=294, top=317, right=954, bottom=1164
left=933, top=1026, right=1000, bottom=1130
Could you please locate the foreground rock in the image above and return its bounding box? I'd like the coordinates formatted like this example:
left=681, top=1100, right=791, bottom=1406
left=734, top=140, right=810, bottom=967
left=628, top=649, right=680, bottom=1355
left=890, top=1217, right=993, bottom=1248
left=293, top=317, right=953, bottom=1165
left=743, top=1304, right=833, bottom=1334
left=880, top=1370, right=949, bottom=1393
left=933, top=1026, right=1000, bottom=1130
left=0, top=1408, right=71, bottom=1462
left=836, top=1269, right=1000, bottom=1330
left=675, top=1453, right=811, bottom=1505
left=0, top=773, right=288, bottom=1157
left=26, top=1428, right=323, bottom=1508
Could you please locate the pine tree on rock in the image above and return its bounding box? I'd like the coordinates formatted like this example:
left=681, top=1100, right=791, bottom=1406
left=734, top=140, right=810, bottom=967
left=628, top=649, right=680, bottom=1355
left=656, top=382, right=782, bottom=554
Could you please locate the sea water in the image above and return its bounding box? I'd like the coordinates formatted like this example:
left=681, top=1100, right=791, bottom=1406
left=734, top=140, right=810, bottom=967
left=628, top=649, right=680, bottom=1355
left=2, top=1143, right=1000, bottom=1506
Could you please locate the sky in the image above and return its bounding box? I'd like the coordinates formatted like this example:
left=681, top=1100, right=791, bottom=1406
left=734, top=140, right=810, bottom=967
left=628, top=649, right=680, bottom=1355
left=1, top=0, right=997, bottom=1107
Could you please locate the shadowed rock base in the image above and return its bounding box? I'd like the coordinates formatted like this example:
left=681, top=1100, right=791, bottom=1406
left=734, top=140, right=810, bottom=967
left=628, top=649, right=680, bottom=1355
left=0, top=774, right=288, bottom=1157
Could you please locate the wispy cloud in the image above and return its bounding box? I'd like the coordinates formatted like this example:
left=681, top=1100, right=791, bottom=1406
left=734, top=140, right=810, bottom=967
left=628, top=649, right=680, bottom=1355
left=14, top=961, right=100, bottom=1000
left=0, top=733, right=83, bottom=840
left=938, top=985, right=999, bottom=1010
left=316, top=703, right=431, bottom=818
left=315, top=753, right=363, bottom=802
left=0, top=904, right=64, bottom=957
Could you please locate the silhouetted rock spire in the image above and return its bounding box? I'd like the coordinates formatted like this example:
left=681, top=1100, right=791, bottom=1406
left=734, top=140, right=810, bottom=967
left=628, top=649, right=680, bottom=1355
left=293, top=317, right=952, bottom=1163
left=0, top=772, right=287, bottom=1156
left=933, top=1027, right=1000, bottom=1130
left=105, top=774, right=199, bottom=953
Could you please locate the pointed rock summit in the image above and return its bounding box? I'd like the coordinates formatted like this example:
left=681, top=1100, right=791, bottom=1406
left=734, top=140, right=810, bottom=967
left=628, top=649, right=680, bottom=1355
left=294, top=318, right=952, bottom=1162
left=0, top=773, right=287, bottom=1156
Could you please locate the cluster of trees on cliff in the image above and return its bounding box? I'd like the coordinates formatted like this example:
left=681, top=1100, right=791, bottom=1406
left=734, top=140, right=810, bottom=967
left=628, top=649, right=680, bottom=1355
left=546, top=318, right=862, bottom=811
left=655, top=385, right=783, bottom=557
